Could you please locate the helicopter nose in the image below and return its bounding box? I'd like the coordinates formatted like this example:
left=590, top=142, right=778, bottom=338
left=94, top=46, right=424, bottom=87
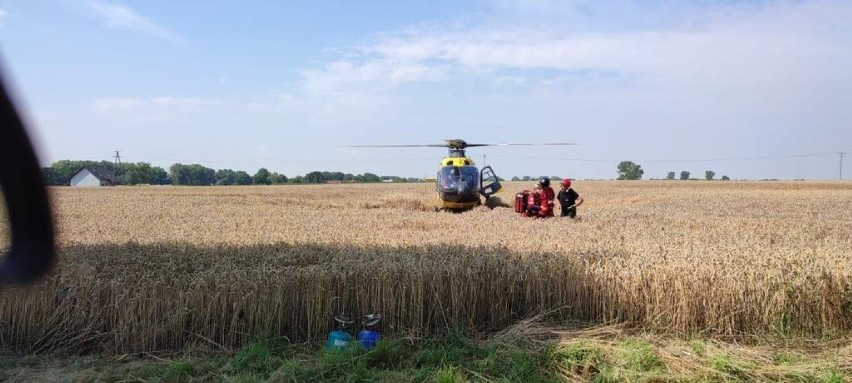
left=457, top=181, right=468, bottom=194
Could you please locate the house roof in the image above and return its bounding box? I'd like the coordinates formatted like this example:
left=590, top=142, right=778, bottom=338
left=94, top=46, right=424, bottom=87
left=73, top=167, right=117, bottom=184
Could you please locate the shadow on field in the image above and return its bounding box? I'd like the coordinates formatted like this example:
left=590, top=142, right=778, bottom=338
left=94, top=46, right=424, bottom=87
left=0, top=242, right=605, bottom=354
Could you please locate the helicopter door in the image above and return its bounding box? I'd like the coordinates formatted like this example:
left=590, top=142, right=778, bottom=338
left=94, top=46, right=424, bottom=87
left=479, top=166, right=502, bottom=198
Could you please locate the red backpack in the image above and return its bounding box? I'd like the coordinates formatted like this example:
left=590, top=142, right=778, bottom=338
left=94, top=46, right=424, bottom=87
left=514, top=190, right=529, bottom=213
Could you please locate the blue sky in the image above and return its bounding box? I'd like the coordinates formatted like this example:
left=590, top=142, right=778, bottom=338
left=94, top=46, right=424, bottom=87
left=0, top=0, right=849, bottom=179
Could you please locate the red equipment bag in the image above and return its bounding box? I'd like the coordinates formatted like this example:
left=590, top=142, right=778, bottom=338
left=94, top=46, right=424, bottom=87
left=514, top=190, right=529, bottom=213
left=526, top=190, right=541, bottom=216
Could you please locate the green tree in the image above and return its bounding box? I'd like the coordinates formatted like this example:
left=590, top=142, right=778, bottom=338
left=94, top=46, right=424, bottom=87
left=521, top=176, right=531, bottom=181
left=304, top=171, right=326, bottom=184
left=361, top=172, right=381, bottom=183
left=269, top=172, right=288, bottom=184
left=152, top=166, right=169, bottom=185
left=169, top=163, right=215, bottom=185
left=234, top=171, right=252, bottom=185
left=617, top=161, right=644, bottom=180
left=666, top=172, right=676, bottom=180
left=122, top=162, right=163, bottom=185
left=215, top=169, right=236, bottom=185
left=705, top=170, right=716, bottom=180
left=680, top=171, right=690, bottom=180
left=721, top=175, right=730, bottom=181
left=253, top=168, right=271, bottom=185
left=42, top=167, right=60, bottom=185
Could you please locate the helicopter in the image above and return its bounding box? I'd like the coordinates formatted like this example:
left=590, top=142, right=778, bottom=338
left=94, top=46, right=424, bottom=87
left=347, top=139, right=577, bottom=211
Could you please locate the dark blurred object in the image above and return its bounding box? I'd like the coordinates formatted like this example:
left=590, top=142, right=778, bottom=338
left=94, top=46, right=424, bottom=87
left=0, top=73, right=55, bottom=284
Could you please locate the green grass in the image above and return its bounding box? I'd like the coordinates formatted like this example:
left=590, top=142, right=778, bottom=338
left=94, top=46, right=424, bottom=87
left=1, top=333, right=849, bottom=382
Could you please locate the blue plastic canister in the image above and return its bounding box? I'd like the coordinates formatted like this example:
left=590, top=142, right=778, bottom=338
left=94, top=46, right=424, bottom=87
left=357, top=329, right=381, bottom=350
left=326, top=330, right=351, bottom=350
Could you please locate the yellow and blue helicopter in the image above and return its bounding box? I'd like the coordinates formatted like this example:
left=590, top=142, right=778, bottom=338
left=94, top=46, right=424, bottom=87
left=348, top=139, right=576, bottom=211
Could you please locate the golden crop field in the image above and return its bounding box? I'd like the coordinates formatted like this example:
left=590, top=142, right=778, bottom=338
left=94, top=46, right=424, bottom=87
left=1, top=181, right=850, bottom=354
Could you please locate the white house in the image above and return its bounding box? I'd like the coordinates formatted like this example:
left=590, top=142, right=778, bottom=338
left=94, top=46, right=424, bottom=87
left=69, top=167, right=117, bottom=187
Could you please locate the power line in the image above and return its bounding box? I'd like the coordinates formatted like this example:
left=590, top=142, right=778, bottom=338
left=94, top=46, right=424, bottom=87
left=490, top=152, right=837, bottom=163
left=118, top=155, right=438, bottom=166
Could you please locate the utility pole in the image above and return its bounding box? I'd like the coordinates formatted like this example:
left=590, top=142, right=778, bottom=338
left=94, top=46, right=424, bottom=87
left=841, top=151, right=846, bottom=180
left=483, top=154, right=486, bottom=165
left=112, top=150, right=122, bottom=185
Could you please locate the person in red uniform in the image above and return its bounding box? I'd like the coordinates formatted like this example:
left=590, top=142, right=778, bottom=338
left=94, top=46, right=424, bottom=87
left=557, top=178, right=584, bottom=218
left=536, top=177, right=555, bottom=218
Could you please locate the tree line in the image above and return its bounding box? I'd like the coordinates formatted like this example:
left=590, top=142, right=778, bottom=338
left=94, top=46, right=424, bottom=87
left=42, top=160, right=423, bottom=186
left=508, top=162, right=730, bottom=181
left=616, top=161, right=729, bottom=180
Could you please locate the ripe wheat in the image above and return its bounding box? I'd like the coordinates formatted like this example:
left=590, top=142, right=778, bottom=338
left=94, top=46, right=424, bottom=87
left=0, top=181, right=849, bottom=353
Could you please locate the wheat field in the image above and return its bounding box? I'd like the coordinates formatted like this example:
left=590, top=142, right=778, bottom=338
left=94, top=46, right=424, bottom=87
left=1, top=181, right=850, bottom=354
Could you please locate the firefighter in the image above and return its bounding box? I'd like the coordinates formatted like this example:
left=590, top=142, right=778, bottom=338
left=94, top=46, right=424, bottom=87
left=557, top=178, right=584, bottom=218
left=536, top=177, right=555, bottom=218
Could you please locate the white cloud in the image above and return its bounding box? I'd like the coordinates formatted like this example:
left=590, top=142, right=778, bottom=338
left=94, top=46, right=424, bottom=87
left=299, top=0, right=851, bottom=102
left=85, top=1, right=185, bottom=45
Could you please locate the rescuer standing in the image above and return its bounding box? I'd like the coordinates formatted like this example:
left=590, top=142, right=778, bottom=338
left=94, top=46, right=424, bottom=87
left=557, top=179, right=583, bottom=218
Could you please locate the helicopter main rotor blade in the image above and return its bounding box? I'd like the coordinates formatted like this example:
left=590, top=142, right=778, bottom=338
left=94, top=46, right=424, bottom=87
left=343, top=141, right=580, bottom=148
left=343, top=144, right=449, bottom=148
left=464, top=142, right=580, bottom=147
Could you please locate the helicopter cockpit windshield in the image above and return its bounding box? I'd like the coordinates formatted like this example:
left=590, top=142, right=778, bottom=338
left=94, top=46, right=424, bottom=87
left=437, top=166, right=480, bottom=192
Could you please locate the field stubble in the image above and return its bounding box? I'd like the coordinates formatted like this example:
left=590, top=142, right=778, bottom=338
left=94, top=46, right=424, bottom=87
left=0, top=181, right=850, bottom=354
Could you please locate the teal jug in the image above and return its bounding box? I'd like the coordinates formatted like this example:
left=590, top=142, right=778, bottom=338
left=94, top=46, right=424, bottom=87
left=326, top=329, right=351, bottom=350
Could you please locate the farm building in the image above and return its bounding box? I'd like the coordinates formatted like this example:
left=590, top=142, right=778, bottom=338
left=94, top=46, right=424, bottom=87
left=69, top=167, right=117, bottom=187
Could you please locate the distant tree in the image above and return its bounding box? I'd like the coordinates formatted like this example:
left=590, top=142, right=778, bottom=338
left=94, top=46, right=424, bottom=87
left=680, top=171, right=690, bottom=180
left=170, top=164, right=189, bottom=185
left=361, top=172, right=381, bottom=183
left=234, top=171, right=252, bottom=185
left=549, top=176, right=562, bottom=181
left=666, top=172, right=676, bottom=180
left=304, top=171, right=326, bottom=184
left=253, top=168, right=271, bottom=185
left=617, top=161, right=644, bottom=180
left=42, top=167, right=59, bottom=185
left=290, top=175, right=304, bottom=184
left=169, top=163, right=215, bottom=186
left=511, top=176, right=520, bottom=181
left=721, top=175, right=730, bottom=181
left=215, top=169, right=236, bottom=185
left=122, top=162, right=166, bottom=185
left=522, top=176, right=531, bottom=181
left=269, top=172, right=288, bottom=184
left=151, top=166, right=169, bottom=185
left=705, top=170, right=716, bottom=180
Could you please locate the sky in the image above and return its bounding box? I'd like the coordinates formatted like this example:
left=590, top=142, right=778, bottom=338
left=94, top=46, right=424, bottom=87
left=0, top=0, right=849, bottom=180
